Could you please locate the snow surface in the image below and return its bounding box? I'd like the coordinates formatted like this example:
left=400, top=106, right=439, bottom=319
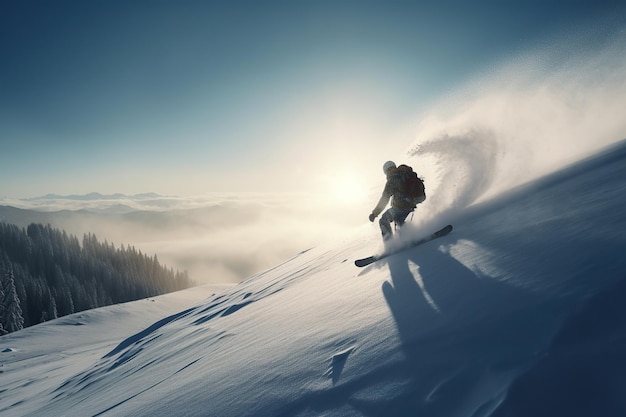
left=2, top=141, right=626, bottom=416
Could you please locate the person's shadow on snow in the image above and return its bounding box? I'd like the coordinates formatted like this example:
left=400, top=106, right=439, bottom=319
left=377, top=237, right=539, bottom=417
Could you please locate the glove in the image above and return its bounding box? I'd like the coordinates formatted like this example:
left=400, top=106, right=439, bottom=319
left=369, top=213, right=376, bottom=222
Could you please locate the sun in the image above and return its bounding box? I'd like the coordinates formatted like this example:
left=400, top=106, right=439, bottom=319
left=329, top=173, right=369, bottom=205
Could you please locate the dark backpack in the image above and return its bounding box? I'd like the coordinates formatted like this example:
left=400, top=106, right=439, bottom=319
left=396, top=164, right=426, bottom=204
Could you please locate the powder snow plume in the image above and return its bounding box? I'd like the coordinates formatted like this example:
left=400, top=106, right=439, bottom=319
left=405, top=27, right=626, bottom=227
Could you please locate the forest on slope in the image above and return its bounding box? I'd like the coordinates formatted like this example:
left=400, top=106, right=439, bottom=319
left=0, top=222, right=194, bottom=334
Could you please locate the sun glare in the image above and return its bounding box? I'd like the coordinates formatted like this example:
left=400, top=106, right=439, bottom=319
left=329, top=173, right=369, bottom=205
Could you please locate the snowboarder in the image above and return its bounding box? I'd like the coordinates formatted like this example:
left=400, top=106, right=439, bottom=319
left=368, top=161, right=425, bottom=241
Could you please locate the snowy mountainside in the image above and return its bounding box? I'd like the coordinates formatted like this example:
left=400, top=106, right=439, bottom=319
left=2, top=140, right=626, bottom=416
left=0, top=285, right=226, bottom=416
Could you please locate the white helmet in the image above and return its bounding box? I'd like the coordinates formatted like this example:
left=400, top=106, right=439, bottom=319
left=382, top=160, right=396, bottom=174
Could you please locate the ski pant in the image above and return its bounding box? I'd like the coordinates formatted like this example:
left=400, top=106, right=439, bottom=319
left=379, top=207, right=412, bottom=240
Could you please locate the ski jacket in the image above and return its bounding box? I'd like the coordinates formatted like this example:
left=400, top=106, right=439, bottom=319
left=371, top=167, right=418, bottom=216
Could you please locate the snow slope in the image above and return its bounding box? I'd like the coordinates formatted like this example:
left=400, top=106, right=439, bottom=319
left=0, top=285, right=229, bottom=416
left=1, top=139, right=626, bottom=416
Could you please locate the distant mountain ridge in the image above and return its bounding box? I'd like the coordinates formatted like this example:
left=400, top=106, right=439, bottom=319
left=0, top=192, right=185, bottom=215
left=25, top=192, right=164, bottom=201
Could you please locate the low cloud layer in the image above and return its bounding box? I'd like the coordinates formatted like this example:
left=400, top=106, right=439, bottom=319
left=0, top=192, right=373, bottom=283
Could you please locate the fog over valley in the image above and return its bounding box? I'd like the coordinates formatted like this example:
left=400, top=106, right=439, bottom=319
left=0, top=192, right=368, bottom=283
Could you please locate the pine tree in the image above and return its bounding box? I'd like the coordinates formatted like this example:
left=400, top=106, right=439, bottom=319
left=0, top=272, right=5, bottom=336
left=1, top=258, right=24, bottom=332
left=0, top=221, right=193, bottom=332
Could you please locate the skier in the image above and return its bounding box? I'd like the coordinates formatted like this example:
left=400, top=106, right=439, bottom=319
left=368, top=160, right=425, bottom=241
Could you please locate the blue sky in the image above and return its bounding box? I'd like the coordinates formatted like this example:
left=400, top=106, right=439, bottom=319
left=1, top=0, right=625, bottom=199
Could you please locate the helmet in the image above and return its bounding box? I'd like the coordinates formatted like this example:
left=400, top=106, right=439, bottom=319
left=382, top=160, right=396, bottom=174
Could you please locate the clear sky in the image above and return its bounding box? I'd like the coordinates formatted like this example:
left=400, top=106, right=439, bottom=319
left=1, top=0, right=625, bottom=199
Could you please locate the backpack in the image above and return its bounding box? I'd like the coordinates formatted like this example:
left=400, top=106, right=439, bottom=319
left=396, top=164, right=426, bottom=205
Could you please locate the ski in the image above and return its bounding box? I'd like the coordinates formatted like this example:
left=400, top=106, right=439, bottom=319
left=355, top=225, right=453, bottom=267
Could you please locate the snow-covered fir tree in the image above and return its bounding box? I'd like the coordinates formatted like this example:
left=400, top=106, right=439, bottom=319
left=0, top=277, right=5, bottom=336
left=1, top=257, right=24, bottom=333
left=0, top=222, right=194, bottom=333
